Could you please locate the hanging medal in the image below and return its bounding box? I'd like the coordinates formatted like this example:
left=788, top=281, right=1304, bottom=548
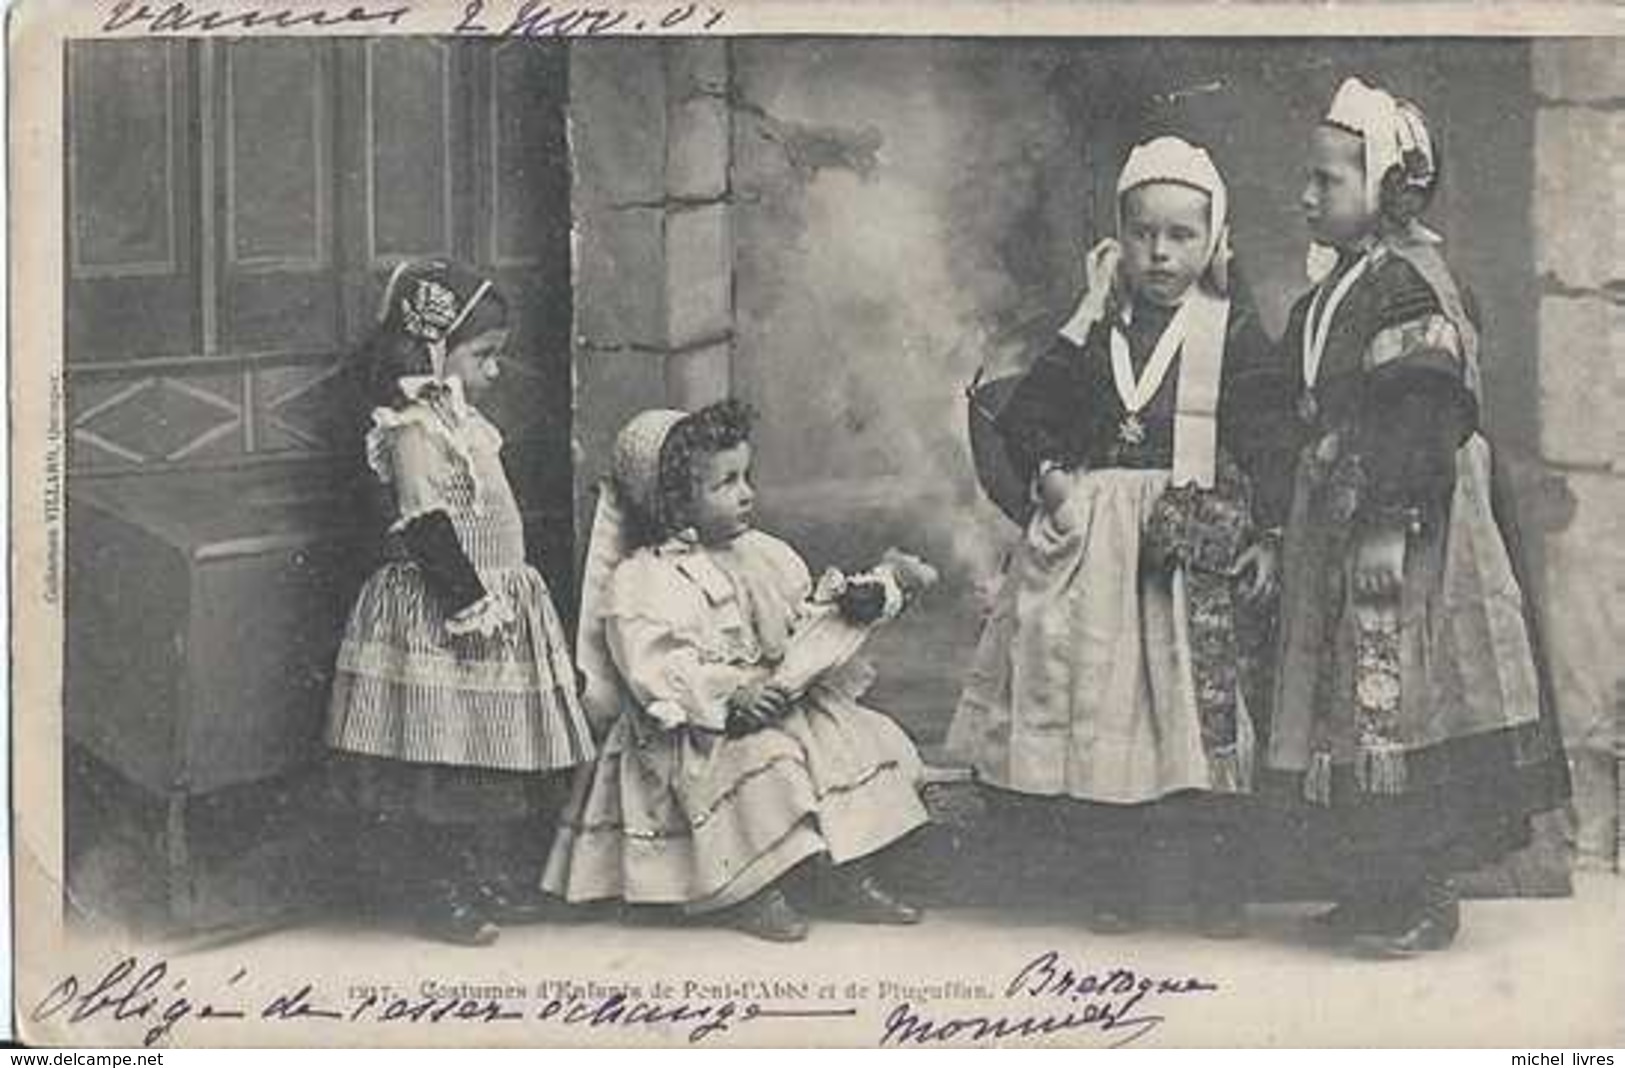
left=1110, top=299, right=1193, bottom=452
left=1300, top=252, right=1373, bottom=423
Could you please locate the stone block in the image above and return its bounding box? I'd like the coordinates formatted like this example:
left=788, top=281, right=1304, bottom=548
left=1615, top=302, right=1625, bottom=466
left=664, top=340, right=733, bottom=410
left=1536, top=295, right=1616, bottom=468
left=1533, top=108, right=1622, bottom=290
left=666, top=38, right=728, bottom=99
left=1533, top=38, right=1625, bottom=104
left=665, top=203, right=733, bottom=347
left=666, top=96, right=730, bottom=201
left=574, top=205, right=665, bottom=349
left=571, top=345, right=668, bottom=527
left=1539, top=469, right=1625, bottom=755
left=569, top=40, right=668, bottom=208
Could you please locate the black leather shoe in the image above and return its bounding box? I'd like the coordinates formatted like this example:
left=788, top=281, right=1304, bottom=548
left=477, top=878, right=558, bottom=926
left=1354, top=879, right=1459, bottom=958
left=1305, top=898, right=1392, bottom=939
left=418, top=884, right=500, bottom=947
left=720, top=887, right=810, bottom=943
left=824, top=872, right=923, bottom=925
left=1197, top=900, right=1248, bottom=940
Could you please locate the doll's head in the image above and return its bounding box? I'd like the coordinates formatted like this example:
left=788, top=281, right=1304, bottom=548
left=1302, top=77, right=1440, bottom=251
left=1115, top=136, right=1231, bottom=308
left=360, top=259, right=511, bottom=408
left=614, top=399, right=758, bottom=547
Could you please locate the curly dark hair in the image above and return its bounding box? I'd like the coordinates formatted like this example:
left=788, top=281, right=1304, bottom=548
left=355, top=260, right=510, bottom=411
left=634, top=398, right=756, bottom=546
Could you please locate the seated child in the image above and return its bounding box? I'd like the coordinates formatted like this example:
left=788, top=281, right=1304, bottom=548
left=543, top=401, right=932, bottom=942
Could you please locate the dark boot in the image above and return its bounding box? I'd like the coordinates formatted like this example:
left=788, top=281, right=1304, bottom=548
left=1193, top=830, right=1250, bottom=940
left=1355, top=875, right=1460, bottom=958
left=473, top=821, right=559, bottom=925
left=819, top=859, right=923, bottom=925
left=718, top=885, right=810, bottom=943
left=1202, top=845, right=1248, bottom=936
left=414, top=826, right=500, bottom=947
left=1304, top=897, right=1394, bottom=940
left=351, top=811, right=419, bottom=920
left=1087, top=845, right=1149, bottom=935
left=417, top=878, right=502, bottom=947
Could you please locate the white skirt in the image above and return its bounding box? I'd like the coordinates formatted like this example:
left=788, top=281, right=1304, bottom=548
left=948, top=467, right=1252, bottom=803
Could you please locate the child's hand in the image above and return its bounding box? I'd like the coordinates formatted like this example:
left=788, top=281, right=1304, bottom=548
left=1060, top=239, right=1122, bottom=343
left=1038, top=467, right=1072, bottom=516
left=1084, top=237, right=1123, bottom=302
left=752, top=684, right=792, bottom=721
left=724, top=705, right=765, bottom=738
left=725, top=683, right=791, bottom=736
left=1232, top=541, right=1279, bottom=603
left=1352, top=525, right=1406, bottom=602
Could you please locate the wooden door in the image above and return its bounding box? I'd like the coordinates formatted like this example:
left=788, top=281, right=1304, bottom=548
left=65, top=37, right=576, bottom=598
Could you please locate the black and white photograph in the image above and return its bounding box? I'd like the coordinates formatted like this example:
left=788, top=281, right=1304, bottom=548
left=9, top=1, right=1622, bottom=1048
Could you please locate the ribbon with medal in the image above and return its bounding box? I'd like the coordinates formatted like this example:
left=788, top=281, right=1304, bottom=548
left=1109, top=298, right=1194, bottom=453
left=1299, top=252, right=1372, bottom=422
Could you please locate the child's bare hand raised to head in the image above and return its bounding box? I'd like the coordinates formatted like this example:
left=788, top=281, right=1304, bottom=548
left=955, top=136, right=1284, bottom=940
left=1061, top=238, right=1123, bottom=343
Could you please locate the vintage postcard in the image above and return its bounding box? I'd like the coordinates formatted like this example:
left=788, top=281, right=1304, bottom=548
left=9, top=0, right=1622, bottom=1048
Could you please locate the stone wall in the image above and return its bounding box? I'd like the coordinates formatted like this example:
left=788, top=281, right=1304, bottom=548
left=569, top=39, right=736, bottom=530
left=565, top=38, right=1620, bottom=871
left=1528, top=38, right=1623, bottom=869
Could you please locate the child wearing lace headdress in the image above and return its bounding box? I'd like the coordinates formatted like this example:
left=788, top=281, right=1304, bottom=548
left=1265, top=78, right=1568, bottom=956
left=543, top=400, right=931, bottom=942
left=950, top=136, right=1287, bottom=937
left=326, top=259, right=594, bottom=946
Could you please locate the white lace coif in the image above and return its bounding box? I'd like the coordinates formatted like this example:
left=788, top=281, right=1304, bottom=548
left=611, top=408, right=689, bottom=519
left=1116, top=135, right=1229, bottom=266
left=1323, top=76, right=1437, bottom=216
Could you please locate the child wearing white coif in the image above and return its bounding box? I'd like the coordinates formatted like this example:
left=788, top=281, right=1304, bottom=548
left=1265, top=77, right=1569, bottom=956
left=951, top=137, right=1285, bottom=938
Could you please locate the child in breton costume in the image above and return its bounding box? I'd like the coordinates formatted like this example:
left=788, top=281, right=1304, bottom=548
left=544, top=401, right=933, bottom=942
left=1267, top=78, right=1569, bottom=956
left=327, top=259, right=595, bottom=946
left=949, top=137, right=1286, bottom=937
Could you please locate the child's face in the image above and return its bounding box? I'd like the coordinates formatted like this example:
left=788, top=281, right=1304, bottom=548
left=1302, top=125, right=1372, bottom=248
left=444, top=328, right=508, bottom=399
left=685, top=442, right=755, bottom=545
left=1119, top=183, right=1212, bottom=308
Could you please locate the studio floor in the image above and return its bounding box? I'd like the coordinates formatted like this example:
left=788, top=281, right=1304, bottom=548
left=108, top=868, right=1620, bottom=1049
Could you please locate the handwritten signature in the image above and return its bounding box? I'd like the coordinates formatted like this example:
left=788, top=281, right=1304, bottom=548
left=100, top=0, right=728, bottom=36
left=32, top=956, right=769, bottom=1047
left=878, top=950, right=1220, bottom=1048
left=35, top=949, right=1218, bottom=1048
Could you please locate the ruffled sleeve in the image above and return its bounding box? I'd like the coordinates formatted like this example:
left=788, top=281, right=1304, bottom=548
left=366, top=400, right=487, bottom=522
left=604, top=553, right=757, bottom=733
left=369, top=413, right=455, bottom=531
